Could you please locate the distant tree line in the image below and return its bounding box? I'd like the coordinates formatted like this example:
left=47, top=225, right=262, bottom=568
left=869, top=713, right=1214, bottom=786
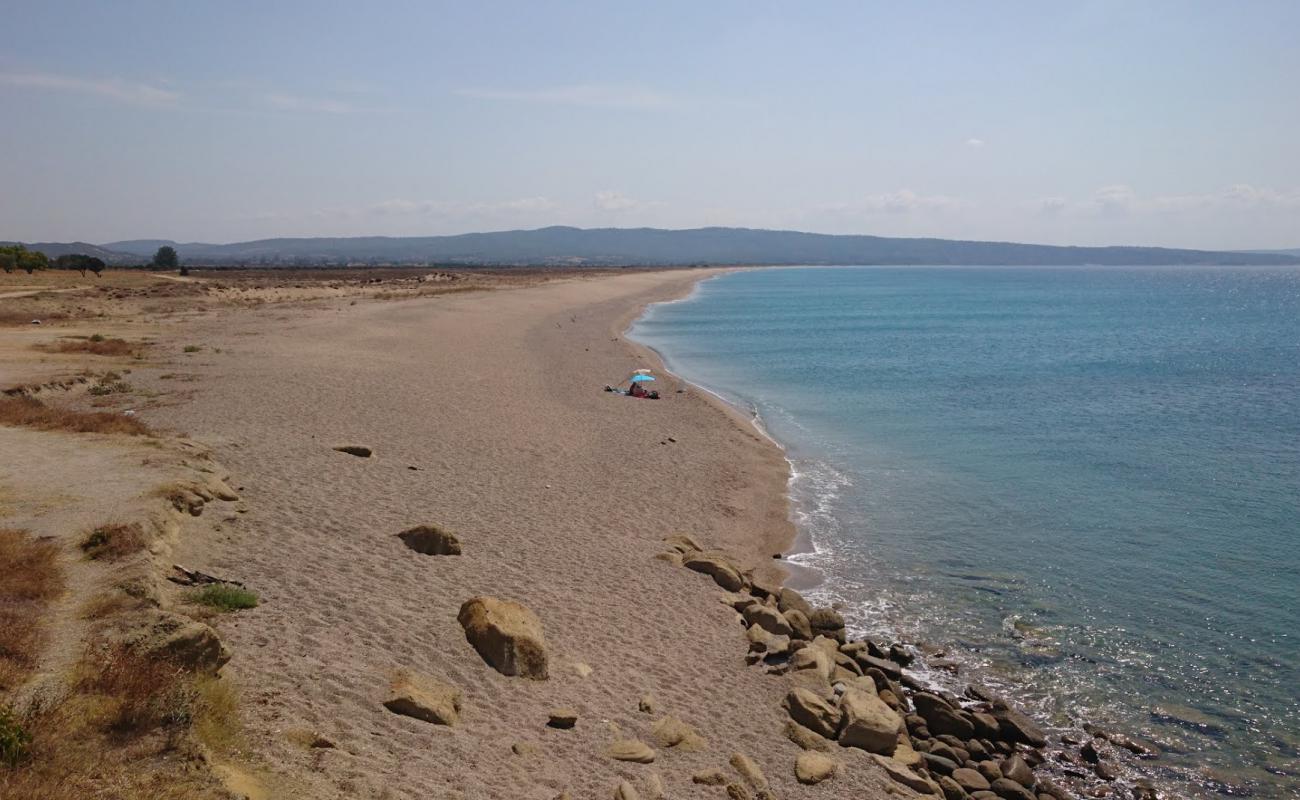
left=0, top=244, right=185, bottom=276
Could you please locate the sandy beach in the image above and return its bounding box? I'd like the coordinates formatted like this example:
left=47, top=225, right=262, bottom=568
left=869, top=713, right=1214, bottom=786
left=114, top=268, right=903, bottom=798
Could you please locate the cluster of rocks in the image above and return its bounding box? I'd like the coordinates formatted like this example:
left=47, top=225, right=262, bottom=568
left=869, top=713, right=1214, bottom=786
left=660, top=535, right=1159, bottom=800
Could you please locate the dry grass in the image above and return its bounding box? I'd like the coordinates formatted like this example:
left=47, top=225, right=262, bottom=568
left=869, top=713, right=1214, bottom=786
left=52, top=337, right=137, bottom=357
left=0, top=529, right=63, bottom=692
left=0, top=395, right=150, bottom=435
left=80, top=522, right=148, bottom=561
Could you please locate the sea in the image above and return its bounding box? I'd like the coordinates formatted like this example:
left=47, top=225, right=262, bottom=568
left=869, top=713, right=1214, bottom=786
left=629, top=266, right=1300, bottom=799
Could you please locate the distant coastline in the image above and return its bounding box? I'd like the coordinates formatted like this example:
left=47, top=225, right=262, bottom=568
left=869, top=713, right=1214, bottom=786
left=8, top=225, right=1300, bottom=267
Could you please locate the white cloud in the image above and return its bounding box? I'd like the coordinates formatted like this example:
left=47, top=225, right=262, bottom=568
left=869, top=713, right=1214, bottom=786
left=457, top=84, right=678, bottom=111
left=863, top=189, right=960, bottom=214
left=594, top=191, right=640, bottom=211
left=1075, top=183, right=1300, bottom=216
left=965, top=138, right=986, bottom=148
left=1090, top=184, right=1138, bottom=215
left=0, top=70, right=179, bottom=106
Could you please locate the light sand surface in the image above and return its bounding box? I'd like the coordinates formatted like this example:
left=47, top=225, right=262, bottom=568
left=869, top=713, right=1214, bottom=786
left=137, top=269, right=898, bottom=799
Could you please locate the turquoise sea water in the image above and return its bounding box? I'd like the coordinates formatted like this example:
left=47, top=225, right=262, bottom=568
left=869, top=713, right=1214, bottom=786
left=630, top=266, right=1300, bottom=798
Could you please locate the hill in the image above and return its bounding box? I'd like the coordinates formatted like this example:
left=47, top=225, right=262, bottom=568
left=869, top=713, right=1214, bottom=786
left=14, top=227, right=1300, bottom=267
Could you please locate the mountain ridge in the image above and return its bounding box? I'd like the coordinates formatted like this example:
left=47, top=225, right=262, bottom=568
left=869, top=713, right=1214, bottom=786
left=8, top=226, right=1297, bottom=266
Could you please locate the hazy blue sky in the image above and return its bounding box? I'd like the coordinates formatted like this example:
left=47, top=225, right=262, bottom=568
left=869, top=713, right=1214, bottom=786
left=3, top=1, right=1298, bottom=248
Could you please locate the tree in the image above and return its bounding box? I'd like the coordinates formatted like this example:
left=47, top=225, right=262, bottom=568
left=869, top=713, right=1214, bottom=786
left=152, top=245, right=179, bottom=270
left=53, top=254, right=106, bottom=277
left=19, top=249, right=48, bottom=275
left=0, top=244, right=20, bottom=274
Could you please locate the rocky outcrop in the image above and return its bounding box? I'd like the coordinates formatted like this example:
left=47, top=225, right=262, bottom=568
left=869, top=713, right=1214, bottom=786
left=609, top=739, right=656, bottom=763
left=457, top=596, right=548, bottom=679
left=783, top=688, right=842, bottom=739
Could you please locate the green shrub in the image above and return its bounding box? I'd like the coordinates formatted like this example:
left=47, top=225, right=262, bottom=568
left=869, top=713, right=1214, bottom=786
left=89, top=334, right=105, bottom=343
left=0, top=704, right=30, bottom=768
left=190, top=584, right=258, bottom=612
left=182, top=345, right=201, bottom=353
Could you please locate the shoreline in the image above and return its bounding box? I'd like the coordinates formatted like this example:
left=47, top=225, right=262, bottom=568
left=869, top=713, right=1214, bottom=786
left=621, top=276, right=825, bottom=590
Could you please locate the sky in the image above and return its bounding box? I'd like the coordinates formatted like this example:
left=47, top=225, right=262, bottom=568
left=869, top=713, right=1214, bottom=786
left=2, top=1, right=1298, bottom=249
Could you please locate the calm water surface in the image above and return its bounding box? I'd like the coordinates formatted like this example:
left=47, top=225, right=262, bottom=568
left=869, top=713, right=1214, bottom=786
left=631, top=266, right=1300, bottom=798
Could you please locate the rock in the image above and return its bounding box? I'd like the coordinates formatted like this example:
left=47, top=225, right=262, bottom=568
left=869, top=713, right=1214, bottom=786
left=784, top=687, right=842, bottom=739
left=1109, top=732, right=1158, bottom=757
left=972, top=712, right=1002, bottom=739
left=572, top=662, right=593, bottom=678
left=692, top=770, right=730, bottom=786
left=663, top=534, right=703, bottom=553
left=990, top=778, right=1037, bottom=800
left=869, top=753, right=938, bottom=794
left=939, top=776, right=967, bottom=800
left=123, top=610, right=230, bottom=673
left=809, top=607, right=845, bottom=631
left=614, top=781, right=640, bottom=800
left=889, top=643, right=914, bottom=665
left=777, top=587, right=813, bottom=617
left=644, top=772, right=665, bottom=800
left=992, top=701, right=1047, bottom=748
left=837, top=688, right=903, bottom=755
left=915, top=693, right=976, bottom=739
left=977, top=761, right=1003, bottom=783
left=923, top=751, right=960, bottom=775
left=725, top=784, right=751, bottom=800
left=743, top=604, right=793, bottom=637
left=638, top=695, right=656, bottom=714
left=511, top=741, right=538, bottom=756
left=651, top=715, right=705, bottom=750
left=728, top=753, right=768, bottom=791
left=547, top=708, right=578, bottom=729
left=1034, top=779, right=1070, bottom=800
left=791, top=646, right=834, bottom=680
left=457, top=596, right=548, bottom=679
left=684, top=553, right=746, bottom=591
left=333, top=445, right=372, bottom=457
left=609, top=739, right=656, bottom=763
left=931, top=658, right=962, bottom=674
left=857, top=655, right=905, bottom=681
left=383, top=672, right=461, bottom=725
left=397, top=524, right=462, bottom=555
left=795, top=751, right=837, bottom=785
left=784, top=608, right=813, bottom=640
left=746, top=625, right=791, bottom=656
left=653, top=551, right=684, bottom=567
left=720, top=591, right=758, bottom=611
left=953, top=767, right=992, bottom=793
left=1000, top=755, right=1034, bottom=787
left=785, top=720, right=834, bottom=751
left=892, top=732, right=923, bottom=767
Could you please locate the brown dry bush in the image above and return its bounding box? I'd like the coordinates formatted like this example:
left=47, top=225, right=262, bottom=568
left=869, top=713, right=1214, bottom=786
left=52, top=337, right=138, bottom=357
left=0, top=395, right=150, bottom=435
left=0, top=529, right=63, bottom=691
left=80, top=523, right=147, bottom=561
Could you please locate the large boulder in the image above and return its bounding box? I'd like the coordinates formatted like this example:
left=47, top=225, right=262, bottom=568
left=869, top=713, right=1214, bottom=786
left=777, top=587, right=813, bottom=617
left=383, top=672, right=461, bottom=725
left=457, top=596, right=548, bottom=679
left=837, top=688, right=902, bottom=754
left=991, top=700, right=1047, bottom=748
left=914, top=692, right=976, bottom=739
left=952, top=767, right=992, bottom=793
left=743, top=604, right=793, bottom=637
left=869, top=754, right=939, bottom=795
left=790, top=646, right=834, bottom=681
left=783, top=687, right=842, bottom=739
left=784, top=608, right=813, bottom=640
left=397, top=524, right=462, bottom=555
left=989, top=777, right=1036, bottom=800
left=684, top=553, right=746, bottom=592
left=795, top=751, right=837, bottom=785
left=746, top=625, right=791, bottom=657
left=999, top=754, right=1034, bottom=787
left=651, top=715, right=705, bottom=750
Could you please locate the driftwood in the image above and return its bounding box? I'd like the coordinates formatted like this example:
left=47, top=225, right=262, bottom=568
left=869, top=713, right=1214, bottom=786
left=169, top=563, right=246, bottom=588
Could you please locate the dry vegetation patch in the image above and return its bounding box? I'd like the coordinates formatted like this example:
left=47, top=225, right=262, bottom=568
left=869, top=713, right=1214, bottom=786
left=0, top=395, right=150, bottom=436
left=80, top=523, right=148, bottom=561
left=0, top=529, right=63, bottom=692
left=52, top=336, right=138, bottom=357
